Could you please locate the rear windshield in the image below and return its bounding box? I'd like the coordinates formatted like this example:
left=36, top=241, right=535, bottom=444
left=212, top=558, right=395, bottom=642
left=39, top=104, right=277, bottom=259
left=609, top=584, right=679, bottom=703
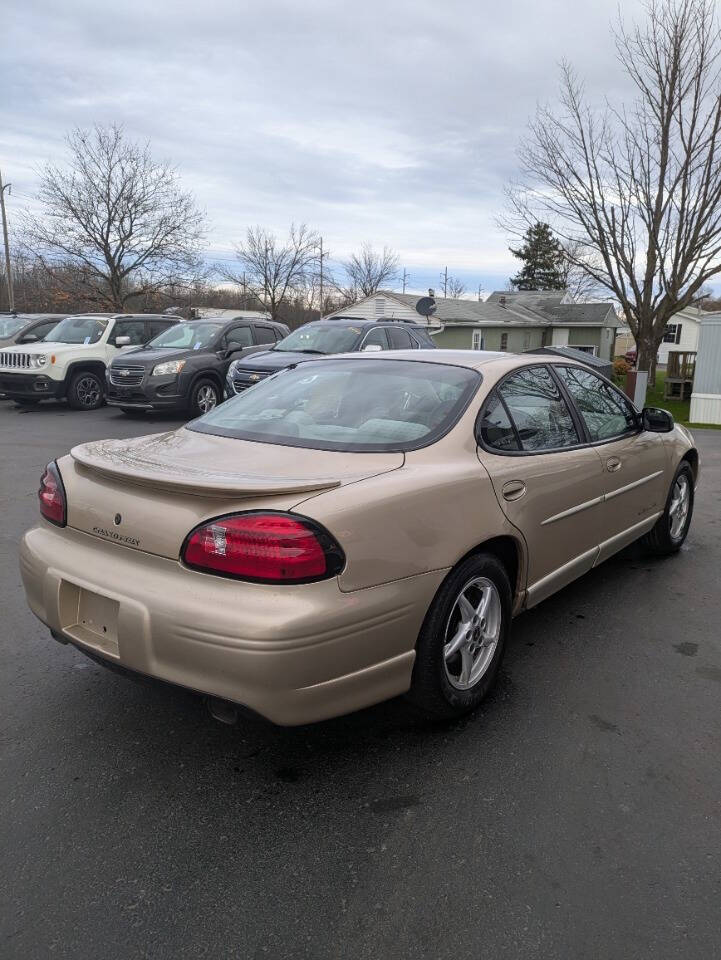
left=148, top=322, right=222, bottom=350
left=44, top=316, right=108, bottom=344
left=189, top=358, right=481, bottom=452
left=273, top=323, right=362, bottom=354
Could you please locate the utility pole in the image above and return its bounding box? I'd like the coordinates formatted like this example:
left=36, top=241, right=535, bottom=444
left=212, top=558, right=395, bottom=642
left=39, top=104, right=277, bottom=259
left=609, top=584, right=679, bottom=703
left=318, top=236, right=324, bottom=319
left=477, top=283, right=483, bottom=302
left=441, top=266, right=448, bottom=298
left=402, top=268, right=409, bottom=293
left=0, top=169, right=14, bottom=312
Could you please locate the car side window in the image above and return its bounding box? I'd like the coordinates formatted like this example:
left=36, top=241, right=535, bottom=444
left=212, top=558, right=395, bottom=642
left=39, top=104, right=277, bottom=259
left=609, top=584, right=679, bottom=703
left=111, top=320, right=146, bottom=346
left=556, top=365, right=638, bottom=442
left=497, top=366, right=579, bottom=452
left=223, top=325, right=253, bottom=350
left=361, top=328, right=390, bottom=350
left=254, top=325, right=277, bottom=345
left=387, top=327, right=414, bottom=349
left=479, top=393, right=520, bottom=451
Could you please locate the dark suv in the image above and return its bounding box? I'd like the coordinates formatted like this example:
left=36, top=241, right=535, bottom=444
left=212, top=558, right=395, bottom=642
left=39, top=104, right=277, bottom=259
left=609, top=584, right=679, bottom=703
left=106, top=316, right=290, bottom=416
left=226, top=317, right=436, bottom=395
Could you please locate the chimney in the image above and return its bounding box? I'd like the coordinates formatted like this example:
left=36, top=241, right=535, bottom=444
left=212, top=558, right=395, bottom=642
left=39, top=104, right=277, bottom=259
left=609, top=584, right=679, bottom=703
left=499, top=295, right=506, bottom=306
left=428, top=288, right=435, bottom=298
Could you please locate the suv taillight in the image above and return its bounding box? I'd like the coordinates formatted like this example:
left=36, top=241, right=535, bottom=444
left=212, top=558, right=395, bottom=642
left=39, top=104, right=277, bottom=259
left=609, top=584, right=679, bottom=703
left=38, top=461, right=67, bottom=527
left=181, top=511, right=345, bottom=583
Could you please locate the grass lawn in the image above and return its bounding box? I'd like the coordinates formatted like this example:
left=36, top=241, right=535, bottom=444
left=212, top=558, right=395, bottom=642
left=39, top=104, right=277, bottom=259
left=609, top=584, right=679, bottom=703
left=646, top=371, right=721, bottom=430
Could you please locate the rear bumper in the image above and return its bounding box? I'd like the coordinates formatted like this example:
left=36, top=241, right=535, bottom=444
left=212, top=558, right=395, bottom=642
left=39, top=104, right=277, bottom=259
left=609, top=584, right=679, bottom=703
left=0, top=372, right=65, bottom=399
left=20, top=524, right=443, bottom=724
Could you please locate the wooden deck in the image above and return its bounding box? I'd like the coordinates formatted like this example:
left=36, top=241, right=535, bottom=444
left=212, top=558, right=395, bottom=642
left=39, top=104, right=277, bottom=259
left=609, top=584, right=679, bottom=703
left=664, top=351, right=696, bottom=400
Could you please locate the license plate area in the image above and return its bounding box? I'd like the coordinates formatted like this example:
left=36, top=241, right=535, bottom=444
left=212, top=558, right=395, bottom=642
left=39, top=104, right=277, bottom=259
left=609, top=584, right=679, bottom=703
left=59, top=582, right=120, bottom=658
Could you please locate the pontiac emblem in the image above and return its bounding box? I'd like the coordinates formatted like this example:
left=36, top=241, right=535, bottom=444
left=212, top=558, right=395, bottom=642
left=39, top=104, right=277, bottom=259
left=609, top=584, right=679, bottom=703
left=120, top=368, right=130, bottom=377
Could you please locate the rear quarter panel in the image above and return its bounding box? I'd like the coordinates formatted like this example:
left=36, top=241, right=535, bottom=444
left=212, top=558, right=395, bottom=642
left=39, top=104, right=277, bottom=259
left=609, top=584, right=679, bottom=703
left=295, top=404, right=524, bottom=595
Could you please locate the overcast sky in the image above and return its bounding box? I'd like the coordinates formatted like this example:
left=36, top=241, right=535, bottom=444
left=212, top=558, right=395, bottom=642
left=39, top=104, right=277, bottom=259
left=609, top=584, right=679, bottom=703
left=1, top=0, right=645, bottom=295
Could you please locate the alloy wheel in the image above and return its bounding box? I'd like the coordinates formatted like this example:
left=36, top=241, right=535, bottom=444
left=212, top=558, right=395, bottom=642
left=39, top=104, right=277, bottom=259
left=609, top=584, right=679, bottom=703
left=196, top=385, right=217, bottom=414
left=76, top=375, right=101, bottom=407
left=669, top=474, right=690, bottom=540
left=443, top=576, right=502, bottom=690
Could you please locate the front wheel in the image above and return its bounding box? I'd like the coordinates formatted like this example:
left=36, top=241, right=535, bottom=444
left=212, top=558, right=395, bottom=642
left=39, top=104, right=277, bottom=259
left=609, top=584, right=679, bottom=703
left=641, top=461, right=694, bottom=555
left=408, top=553, right=511, bottom=719
left=67, top=371, right=104, bottom=410
left=189, top=379, right=220, bottom=418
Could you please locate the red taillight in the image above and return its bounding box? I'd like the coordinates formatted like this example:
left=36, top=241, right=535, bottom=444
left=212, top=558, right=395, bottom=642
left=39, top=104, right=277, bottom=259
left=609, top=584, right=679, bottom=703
left=182, top=512, right=344, bottom=583
left=38, top=461, right=66, bottom=527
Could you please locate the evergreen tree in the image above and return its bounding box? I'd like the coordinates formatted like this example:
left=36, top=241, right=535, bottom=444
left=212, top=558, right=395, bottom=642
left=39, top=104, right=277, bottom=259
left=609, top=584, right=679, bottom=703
left=509, top=222, right=566, bottom=290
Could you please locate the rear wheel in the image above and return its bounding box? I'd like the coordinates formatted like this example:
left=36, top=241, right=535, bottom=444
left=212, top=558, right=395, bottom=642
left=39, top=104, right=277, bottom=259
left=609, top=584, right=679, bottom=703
left=641, top=461, right=694, bottom=555
left=67, top=371, right=104, bottom=410
left=408, top=553, right=511, bottom=719
left=189, top=379, right=220, bottom=418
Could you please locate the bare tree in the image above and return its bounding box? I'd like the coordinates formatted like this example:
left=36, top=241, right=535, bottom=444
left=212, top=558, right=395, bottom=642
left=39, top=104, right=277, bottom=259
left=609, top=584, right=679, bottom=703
left=446, top=277, right=467, bottom=298
left=220, top=224, right=319, bottom=322
left=343, top=243, right=400, bottom=299
left=503, top=0, right=721, bottom=380
left=21, top=124, right=205, bottom=310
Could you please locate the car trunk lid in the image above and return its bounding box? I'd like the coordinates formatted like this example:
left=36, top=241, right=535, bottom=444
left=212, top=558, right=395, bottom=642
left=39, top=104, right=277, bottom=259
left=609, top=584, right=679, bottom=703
left=62, top=427, right=403, bottom=560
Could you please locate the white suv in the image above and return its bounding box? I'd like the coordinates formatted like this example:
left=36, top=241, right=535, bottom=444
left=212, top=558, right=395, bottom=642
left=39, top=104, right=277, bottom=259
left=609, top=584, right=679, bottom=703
left=0, top=314, right=178, bottom=410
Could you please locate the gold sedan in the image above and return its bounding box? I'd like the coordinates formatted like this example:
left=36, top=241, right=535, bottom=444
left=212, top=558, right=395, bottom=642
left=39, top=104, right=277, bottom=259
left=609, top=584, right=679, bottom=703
left=20, top=351, right=697, bottom=724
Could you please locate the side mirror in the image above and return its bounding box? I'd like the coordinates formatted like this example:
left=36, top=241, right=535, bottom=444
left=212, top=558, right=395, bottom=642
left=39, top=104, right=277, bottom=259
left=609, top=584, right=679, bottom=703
left=362, top=343, right=383, bottom=352
left=20, top=333, right=39, bottom=343
left=642, top=406, right=674, bottom=432
left=114, top=335, right=131, bottom=347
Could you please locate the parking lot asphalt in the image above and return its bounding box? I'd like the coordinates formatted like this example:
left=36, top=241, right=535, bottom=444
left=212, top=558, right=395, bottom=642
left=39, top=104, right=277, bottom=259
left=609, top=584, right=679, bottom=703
left=1, top=398, right=720, bottom=960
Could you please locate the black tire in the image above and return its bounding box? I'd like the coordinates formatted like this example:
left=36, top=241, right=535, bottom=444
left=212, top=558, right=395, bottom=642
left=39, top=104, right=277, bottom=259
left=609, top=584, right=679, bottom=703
left=408, top=553, right=512, bottom=719
left=188, top=378, right=220, bottom=418
left=67, top=370, right=104, bottom=410
left=641, top=461, right=694, bottom=556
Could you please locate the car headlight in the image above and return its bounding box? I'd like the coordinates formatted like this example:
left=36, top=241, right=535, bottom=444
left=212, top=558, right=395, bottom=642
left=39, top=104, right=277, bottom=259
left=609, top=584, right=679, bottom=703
left=31, top=354, right=48, bottom=368
left=227, top=359, right=240, bottom=377
left=151, top=359, right=186, bottom=376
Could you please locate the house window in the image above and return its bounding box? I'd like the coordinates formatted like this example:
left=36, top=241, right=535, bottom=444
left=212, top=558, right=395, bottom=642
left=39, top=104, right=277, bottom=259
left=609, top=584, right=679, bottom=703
left=500, top=332, right=508, bottom=351
left=663, top=323, right=682, bottom=344
left=471, top=331, right=483, bottom=350
left=374, top=298, right=385, bottom=318
left=573, top=345, right=597, bottom=355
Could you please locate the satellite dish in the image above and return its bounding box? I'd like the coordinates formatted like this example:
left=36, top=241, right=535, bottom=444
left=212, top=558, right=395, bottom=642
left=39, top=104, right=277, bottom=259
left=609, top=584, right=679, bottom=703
left=415, top=296, right=437, bottom=317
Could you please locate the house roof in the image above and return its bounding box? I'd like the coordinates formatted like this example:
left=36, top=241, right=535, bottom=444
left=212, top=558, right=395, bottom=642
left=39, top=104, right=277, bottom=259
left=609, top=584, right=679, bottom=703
left=376, top=290, right=618, bottom=328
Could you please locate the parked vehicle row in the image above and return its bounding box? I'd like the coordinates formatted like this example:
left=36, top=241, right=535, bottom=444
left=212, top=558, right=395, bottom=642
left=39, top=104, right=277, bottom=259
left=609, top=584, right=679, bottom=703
left=0, top=311, right=435, bottom=416
left=20, top=350, right=697, bottom=726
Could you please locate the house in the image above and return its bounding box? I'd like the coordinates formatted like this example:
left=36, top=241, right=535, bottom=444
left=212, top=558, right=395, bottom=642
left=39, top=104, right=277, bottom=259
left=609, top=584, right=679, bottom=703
left=326, top=290, right=619, bottom=360
left=614, top=304, right=708, bottom=363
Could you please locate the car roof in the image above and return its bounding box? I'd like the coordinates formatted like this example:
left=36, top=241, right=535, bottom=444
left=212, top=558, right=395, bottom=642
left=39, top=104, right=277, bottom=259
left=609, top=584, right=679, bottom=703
left=290, top=349, right=591, bottom=373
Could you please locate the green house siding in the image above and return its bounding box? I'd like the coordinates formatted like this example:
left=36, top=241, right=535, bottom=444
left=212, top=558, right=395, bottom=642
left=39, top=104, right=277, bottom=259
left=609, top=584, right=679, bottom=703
left=433, top=326, right=545, bottom=352
left=567, top=328, right=601, bottom=351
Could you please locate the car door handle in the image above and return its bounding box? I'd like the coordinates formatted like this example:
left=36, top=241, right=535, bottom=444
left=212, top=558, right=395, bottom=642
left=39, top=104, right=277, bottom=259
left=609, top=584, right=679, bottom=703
left=502, top=480, right=526, bottom=501
left=606, top=457, right=622, bottom=473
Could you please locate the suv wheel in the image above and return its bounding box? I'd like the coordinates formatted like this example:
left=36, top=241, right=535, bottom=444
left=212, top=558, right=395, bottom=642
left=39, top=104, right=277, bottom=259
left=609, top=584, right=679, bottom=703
left=408, top=553, right=511, bottom=719
left=189, top=379, right=220, bottom=418
left=67, top=371, right=104, bottom=410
